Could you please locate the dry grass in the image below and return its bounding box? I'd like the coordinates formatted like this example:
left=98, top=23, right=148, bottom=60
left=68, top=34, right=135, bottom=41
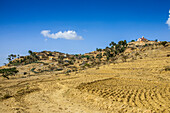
left=0, top=46, right=169, bottom=113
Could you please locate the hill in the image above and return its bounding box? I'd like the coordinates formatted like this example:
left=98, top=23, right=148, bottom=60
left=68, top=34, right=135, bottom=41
left=0, top=40, right=169, bottom=112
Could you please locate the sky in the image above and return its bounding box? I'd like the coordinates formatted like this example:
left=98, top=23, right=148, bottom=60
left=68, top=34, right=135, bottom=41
left=0, top=0, right=170, bottom=66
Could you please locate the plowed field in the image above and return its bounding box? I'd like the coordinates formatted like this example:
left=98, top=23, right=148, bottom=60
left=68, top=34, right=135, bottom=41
left=77, top=77, right=170, bottom=112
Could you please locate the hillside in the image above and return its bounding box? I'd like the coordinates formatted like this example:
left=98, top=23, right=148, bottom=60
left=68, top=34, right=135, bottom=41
left=0, top=41, right=170, bottom=112
left=1, top=40, right=168, bottom=78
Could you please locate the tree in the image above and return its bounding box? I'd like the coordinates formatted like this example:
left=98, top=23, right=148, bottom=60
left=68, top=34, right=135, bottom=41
left=6, top=57, right=11, bottom=62
left=48, top=53, right=53, bottom=56
left=120, top=47, right=125, bottom=52
left=109, top=41, right=116, bottom=47
left=107, top=56, right=110, bottom=61
left=6, top=54, right=16, bottom=63
left=131, top=40, right=135, bottom=42
left=115, top=44, right=120, bottom=50
left=10, top=54, right=14, bottom=59
left=13, top=55, right=16, bottom=58
left=105, top=46, right=110, bottom=50
left=160, top=41, right=167, bottom=47
left=85, top=55, right=90, bottom=59
left=28, top=50, right=33, bottom=55
left=96, top=48, right=102, bottom=52
left=155, top=39, right=158, bottom=42
left=123, top=40, right=127, bottom=47
left=118, top=41, right=124, bottom=46
left=17, top=54, right=20, bottom=59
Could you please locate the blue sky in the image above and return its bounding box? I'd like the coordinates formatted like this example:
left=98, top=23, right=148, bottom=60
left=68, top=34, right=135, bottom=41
left=0, top=0, right=170, bottom=66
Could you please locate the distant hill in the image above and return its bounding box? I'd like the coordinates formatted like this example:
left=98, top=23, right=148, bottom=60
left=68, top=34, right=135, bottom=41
left=0, top=39, right=169, bottom=79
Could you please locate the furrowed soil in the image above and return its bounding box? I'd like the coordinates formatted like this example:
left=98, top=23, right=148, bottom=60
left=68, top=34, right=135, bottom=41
left=0, top=46, right=170, bottom=113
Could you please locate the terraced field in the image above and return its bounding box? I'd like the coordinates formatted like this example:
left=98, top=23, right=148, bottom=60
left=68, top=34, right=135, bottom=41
left=77, top=77, right=170, bottom=112
left=75, top=46, right=170, bottom=112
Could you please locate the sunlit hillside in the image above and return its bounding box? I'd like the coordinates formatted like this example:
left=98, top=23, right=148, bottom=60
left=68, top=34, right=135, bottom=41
left=0, top=42, right=169, bottom=113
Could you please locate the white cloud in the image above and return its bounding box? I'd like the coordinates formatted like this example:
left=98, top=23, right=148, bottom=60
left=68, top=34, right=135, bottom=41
left=166, top=17, right=170, bottom=29
left=41, top=30, right=83, bottom=40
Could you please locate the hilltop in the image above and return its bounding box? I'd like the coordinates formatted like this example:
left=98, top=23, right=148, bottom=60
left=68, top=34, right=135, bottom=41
left=1, top=39, right=169, bottom=79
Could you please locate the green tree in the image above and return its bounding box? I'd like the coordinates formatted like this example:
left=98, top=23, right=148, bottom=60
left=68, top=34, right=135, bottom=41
left=6, top=54, right=16, bottom=63
left=123, top=40, right=127, bottom=47
left=85, top=55, right=90, bottom=59
left=48, top=53, right=53, bottom=56
left=118, top=41, right=124, bottom=46
left=96, top=48, right=102, bottom=52
left=6, top=57, right=11, bottom=62
left=109, top=41, right=116, bottom=47
left=13, top=55, right=16, bottom=58
left=17, top=54, right=20, bottom=59
left=28, top=50, right=33, bottom=55
left=160, top=41, right=167, bottom=47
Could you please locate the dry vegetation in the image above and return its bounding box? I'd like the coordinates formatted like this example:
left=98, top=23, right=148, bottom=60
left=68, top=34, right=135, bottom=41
left=0, top=42, right=169, bottom=113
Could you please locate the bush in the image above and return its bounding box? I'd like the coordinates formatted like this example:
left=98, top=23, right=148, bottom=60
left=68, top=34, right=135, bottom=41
left=121, top=55, right=128, bottom=62
left=164, top=66, right=170, bottom=71
left=0, top=67, right=19, bottom=79
left=160, top=41, right=167, bottom=47
left=135, top=52, right=140, bottom=56
left=43, top=63, right=49, bottom=65
left=2, top=93, right=12, bottom=99
left=56, top=68, right=63, bottom=71
left=96, top=67, right=99, bottom=70
left=84, top=63, right=90, bottom=67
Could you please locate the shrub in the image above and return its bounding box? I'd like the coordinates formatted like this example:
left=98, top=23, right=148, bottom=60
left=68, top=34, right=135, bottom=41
left=84, top=63, right=90, bottom=67
left=2, top=93, right=12, bottom=99
left=43, top=63, right=49, bottom=65
left=0, top=67, right=19, bottom=79
left=135, top=52, right=140, bottom=56
left=56, top=68, right=63, bottom=71
left=144, top=44, right=148, bottom=47
left=164, top=66, right=170, bottom=71
left=96, top=67, right=99, bottom=70
left=160, top=41, right=167, bottom=47
left=121, top=55, right=128, bottom=62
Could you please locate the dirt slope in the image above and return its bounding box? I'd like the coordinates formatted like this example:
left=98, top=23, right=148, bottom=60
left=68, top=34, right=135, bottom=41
left=0, top=46, right=170, bottom=113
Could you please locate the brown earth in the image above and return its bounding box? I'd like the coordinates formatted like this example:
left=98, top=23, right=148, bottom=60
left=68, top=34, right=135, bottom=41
left=0, top=46, right=170, bottom=113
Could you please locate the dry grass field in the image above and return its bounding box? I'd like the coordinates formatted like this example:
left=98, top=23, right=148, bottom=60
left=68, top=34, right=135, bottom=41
left=0, top=46, right=170, bottom=113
